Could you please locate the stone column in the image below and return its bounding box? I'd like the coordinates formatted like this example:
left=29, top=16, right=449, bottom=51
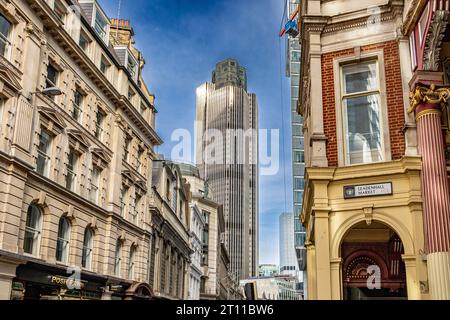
left=330, top=258, right=342, bottom=300
left=409, top=83, right=450, bottom=300
left=0, top=261, right=18, bottom=300
left=305, top=241, right=316, bottom=300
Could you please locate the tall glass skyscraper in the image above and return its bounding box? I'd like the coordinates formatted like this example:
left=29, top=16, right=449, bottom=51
left=195, top=59, right=259, bottom=280
left=285, top=0, right=306, bottom=292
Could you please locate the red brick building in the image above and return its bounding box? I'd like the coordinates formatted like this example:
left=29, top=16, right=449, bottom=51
left=298, top=0, right=449, bottom=300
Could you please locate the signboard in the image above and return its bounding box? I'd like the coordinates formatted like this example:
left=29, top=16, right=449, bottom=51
left=344, top=182, right=393, bottom=199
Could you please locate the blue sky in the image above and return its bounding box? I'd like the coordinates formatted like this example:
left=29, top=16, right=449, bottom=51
left=99, top=0, right=293, bottom=266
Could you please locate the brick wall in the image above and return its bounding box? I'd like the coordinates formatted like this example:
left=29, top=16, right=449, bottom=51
left=321, top=41, right=406, bottom=167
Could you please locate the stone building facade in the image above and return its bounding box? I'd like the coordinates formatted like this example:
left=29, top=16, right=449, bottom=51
left=0, top=0, right=165, bottom=300
left=178, top=163, right=242, bottom=300
left=297, top=0, right=449, bottom=300
left=149, top=159, right=192, bottom=300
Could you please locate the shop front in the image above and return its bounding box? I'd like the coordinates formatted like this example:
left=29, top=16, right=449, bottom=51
left=302, top=157, right=429, bottom=300
left=11, top=262, right=108, bottom=300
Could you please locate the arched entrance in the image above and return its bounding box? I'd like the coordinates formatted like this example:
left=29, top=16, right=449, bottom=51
left=341, top=221, right=407, bottom=300
left=124, top=282, right=154, bottom=300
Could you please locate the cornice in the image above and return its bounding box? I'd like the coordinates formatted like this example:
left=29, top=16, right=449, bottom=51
left=402, top=0, right=428, bottom=36
left=322, top=2, right=403, bottom=35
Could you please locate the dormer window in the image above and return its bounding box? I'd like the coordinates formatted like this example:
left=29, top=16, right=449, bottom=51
left=94, top=9, right=109, bottom=42
left=127, top=55, right=136, bottom=78
left=54, top=0, right=67, bottom=22
left=114, top=46, right=138, bottom=82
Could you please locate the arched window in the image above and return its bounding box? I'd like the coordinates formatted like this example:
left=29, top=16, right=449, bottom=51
left=24, top=204, right=42, bottom=256
left=128, top=245, right=136, bottom=280
left=82, top=228, right=94, bottom=269
left=172, top=174, right=178, bottom=212
left=114, top=239, right=122, bottom=277
left=56, top=217, right=70, bottom=263
left=166, top=179, right=171, bottom=200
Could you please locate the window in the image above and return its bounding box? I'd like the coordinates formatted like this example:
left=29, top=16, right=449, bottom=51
left=24, top=204, right=42, bottom=256
left=114, top=240, right=122, bottom=277
left=171, top=177, right=177, bottom=211
left=95, top=108, right=104, bottom=140
left=166, top=179, right=171, bottom=201
left=120, top=185, right=128, bottom=217
left=82, top=228, right=94, bottom=269
left=132, top=193, right=141, bottom=224
left=341, top=61, right=383, bottom=165
left=79, top=30, right=89, bottom=51
left=294, top=191, right=303, bottom=204
left=89, top=166, right=101, bottom=204
left=37, top=129, right=52, bottom=177
left=292, top=124, right=303, bottom=137
left=0, top=13, right=12, bottom=58
left=127, top=55, right=136, bottom=78
left=293, top=178, right=304, bottom=190
left=72, top=90, right=83, bottom=122
left=56, top=217, right=70, bottom=263
left=54, top=0, right=66, bottom=22
left=128, top=87, right=135, bottom=102
left=136, top=147, right=143, bottom=173
left=293, top=150, right=304, bottom=163
left=94, top=9, right=108, bottom=42
left=66, top=148, right=78, bottom=191
left=46, top=64, right=59, bottom=92
left=179, top=200, right=183, bottom=220
left=292, top=112, right=302, bottom=124
left=100, top=56, right=109, bottom=74
left=201, top=211, right=210, bottom=266
left=124, top=136, right=132, bottom=162
left=293, top=163, right=305, bottom=176
left=293, top=137, right=304, bottom=149
left=128, top=246, right=136, bottom=280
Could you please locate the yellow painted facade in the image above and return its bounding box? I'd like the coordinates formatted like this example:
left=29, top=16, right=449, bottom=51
left=302, top=156, right=429, bottom=300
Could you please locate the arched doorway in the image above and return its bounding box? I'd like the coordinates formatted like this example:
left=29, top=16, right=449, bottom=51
left=341, top=221, right=407, bottom=300
left=124, top=282, right=154, bottom=300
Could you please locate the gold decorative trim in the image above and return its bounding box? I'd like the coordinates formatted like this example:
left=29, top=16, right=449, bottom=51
left=416, top=108, right=442, bottom=121
left=408, top=84, right=450, bottom=114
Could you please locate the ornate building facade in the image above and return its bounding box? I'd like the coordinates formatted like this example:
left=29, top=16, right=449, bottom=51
left=178, top=163, right=242, bottom=300
left=149, top=159, right=192, bottom=300
left=298, top=0, right=449, bottom=300
left=0, top=0, right=165, bottom=300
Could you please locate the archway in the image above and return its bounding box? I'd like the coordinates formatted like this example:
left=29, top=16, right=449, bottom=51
left=340, top=221, right=407, bottom=300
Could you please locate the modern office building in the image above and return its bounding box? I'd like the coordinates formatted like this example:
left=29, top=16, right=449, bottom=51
left=279, top=213, right=298, bottom=277
left=297, top=0, right=449, bottom=300
left=240, top=275, right=301, bottom=300
left=285, top=0, right=306, bottom=289
left=195, top=58, right=259, bottom=280
left=258, top=264, right=279, bottom=277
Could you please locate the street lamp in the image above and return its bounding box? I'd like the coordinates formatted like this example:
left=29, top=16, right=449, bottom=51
left=40, top=87, right=63, bottom=96
left=28, top=87, right=63, bottom=100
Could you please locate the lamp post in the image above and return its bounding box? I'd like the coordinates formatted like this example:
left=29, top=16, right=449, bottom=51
left=28, top=87, right=63, bottom=100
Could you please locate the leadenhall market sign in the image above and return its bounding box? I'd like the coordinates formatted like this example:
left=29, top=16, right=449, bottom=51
left=344, top=182, right=393, bottom=199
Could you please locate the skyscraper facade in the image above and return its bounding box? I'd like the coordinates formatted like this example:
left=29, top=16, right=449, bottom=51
left=279, top=212, right=298, bottom=277
left=285, top=0, right=306, bottom=287
left=195, top=58, right=259, bottom=280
